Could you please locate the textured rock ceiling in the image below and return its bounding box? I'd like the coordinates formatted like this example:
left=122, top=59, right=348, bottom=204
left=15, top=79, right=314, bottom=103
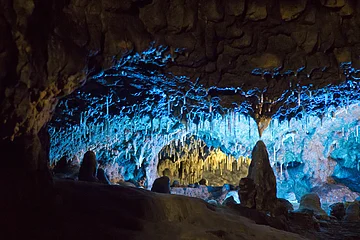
left=2, top=0, right=360, bottom=141
left=42, top=0, right=360, bottom=198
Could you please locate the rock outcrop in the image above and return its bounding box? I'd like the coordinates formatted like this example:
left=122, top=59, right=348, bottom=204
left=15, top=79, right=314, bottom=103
left=273, top=198, right=294, bottom=217
left=297, top=193, right=329, bottom=219
left=78, top=151, right=98, bottom=182
left=151, top=176, right=171, bottom=194
left=239, top=177, right=256, bottom=208
left=247, top=140, right=277, bottom=213
left=344, top=202, right=360, bottom=222
left=223, top=195, right=237, bottom=206
left=329, top=202, right=345, bottom=220
left=97, top=168, right=110, bottom=185
left=53, top=156, right=79, bottom=180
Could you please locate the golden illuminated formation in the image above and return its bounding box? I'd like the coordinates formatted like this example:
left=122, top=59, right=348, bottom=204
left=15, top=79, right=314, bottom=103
left=158, top=136, right=251, bottom=186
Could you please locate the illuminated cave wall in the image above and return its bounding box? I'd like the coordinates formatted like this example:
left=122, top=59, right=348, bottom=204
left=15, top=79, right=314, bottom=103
left=49, top=99, right=360, bottom=204
left=49, top=47, right=360, bottom=204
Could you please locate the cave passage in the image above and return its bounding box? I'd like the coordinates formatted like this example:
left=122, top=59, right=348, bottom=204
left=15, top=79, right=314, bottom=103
left=4, top=1, right=360, bottom=239
left=49, top=46, right=360, bottom=208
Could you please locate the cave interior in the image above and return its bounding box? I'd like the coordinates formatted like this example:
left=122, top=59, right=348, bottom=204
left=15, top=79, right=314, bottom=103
left=1, top=0, right=360, bottom=239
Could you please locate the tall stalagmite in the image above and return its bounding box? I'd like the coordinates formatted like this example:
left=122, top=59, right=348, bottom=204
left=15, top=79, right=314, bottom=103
left=247, top=140, right=277, bottom=213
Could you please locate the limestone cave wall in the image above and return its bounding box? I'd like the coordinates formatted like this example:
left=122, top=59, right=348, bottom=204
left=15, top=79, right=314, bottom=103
left=1, top=0, right=360, bottom=205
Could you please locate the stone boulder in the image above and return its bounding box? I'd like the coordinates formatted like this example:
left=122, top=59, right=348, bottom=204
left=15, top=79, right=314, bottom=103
left=273, top=198, right=294, bottom=217
left=329, top=202, right=345, bottom=220
left=78, top=151, right=98, bottom=182
left=207, top=199, right=218, bottom=206
left=344, top=202, right=360, bottom=221
left=225, top=191, right=240, bottom=204
left=97, top=168, right=110, bottom=185
left=247, top=140, right=277, bottom=213
left=288, top=211, right=320, bottom=231
left=171, top=180, right=180, bottom=187
left=223, top=196, right=237, bottom=207
left=151, top=176, right=171, bottom=194
left=53, top=156, right=68, bottom=174
left=199, top=178, right=208, bottom=186
left=298, top=193, right=329, bottom=220
left=53, top=156, right=80, bottom=180
left=118, top=181, right=137, bottom=188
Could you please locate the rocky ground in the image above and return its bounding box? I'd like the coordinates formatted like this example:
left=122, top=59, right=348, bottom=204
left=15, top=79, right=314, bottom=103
left=3, top=180, right=360, bottom=240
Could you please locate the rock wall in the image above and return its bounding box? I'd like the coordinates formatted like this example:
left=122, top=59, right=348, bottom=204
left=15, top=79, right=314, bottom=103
left=1, top=0, right=360, bottom=205
left=3, top=0, right=360, bottom=141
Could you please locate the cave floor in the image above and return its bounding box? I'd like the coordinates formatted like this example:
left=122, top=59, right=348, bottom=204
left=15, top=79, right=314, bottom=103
left=3, top=180, right=360, bottom=240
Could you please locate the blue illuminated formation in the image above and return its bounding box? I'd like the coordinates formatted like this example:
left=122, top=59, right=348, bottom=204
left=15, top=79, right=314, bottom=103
left=49, top=46, right=360, bottom=205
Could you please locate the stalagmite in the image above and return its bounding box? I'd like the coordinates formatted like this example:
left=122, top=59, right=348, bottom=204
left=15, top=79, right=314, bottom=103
left=246, top=140, right=277, bottom=213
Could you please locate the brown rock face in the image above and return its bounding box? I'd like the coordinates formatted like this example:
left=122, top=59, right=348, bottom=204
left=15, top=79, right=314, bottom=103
left=247, top=140, right=277, bottom=213
left=279, top=0, right=307, bottom=21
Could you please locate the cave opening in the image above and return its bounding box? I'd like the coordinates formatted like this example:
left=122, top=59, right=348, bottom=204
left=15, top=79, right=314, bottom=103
left=48, top=45, right=360, bottom=208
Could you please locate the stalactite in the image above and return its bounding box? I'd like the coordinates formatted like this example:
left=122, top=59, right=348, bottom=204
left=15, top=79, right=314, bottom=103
left=273, top=144, right=276, bottom=165
left=248, top=116, right=251, bottom=139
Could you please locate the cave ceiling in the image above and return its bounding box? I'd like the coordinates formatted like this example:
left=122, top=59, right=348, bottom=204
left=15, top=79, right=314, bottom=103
left=1, top=0, right=360, bottom=139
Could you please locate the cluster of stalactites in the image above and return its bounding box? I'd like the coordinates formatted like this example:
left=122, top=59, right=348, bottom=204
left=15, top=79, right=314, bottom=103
left=158, top=138, right=251, bottom=185
left=204, top=149, right=251, bottom=176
